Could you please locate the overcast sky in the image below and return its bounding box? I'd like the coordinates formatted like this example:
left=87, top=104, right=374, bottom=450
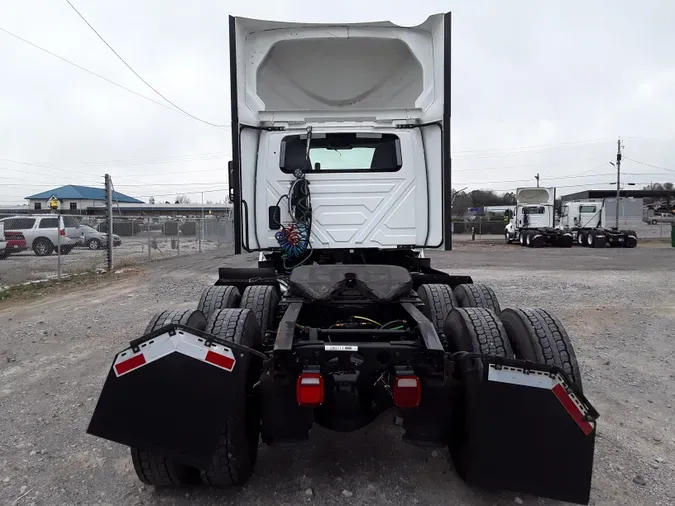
left=1, top=0, right=674, bottom=205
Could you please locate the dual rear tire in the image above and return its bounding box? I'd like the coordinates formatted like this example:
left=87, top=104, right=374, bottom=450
left=417, top=283, right=583, bottom=392
left=132, top=284, right=279, bottom=489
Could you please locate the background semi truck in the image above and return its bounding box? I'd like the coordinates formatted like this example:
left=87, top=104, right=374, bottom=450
left=559, top=198, right=639, bottom=248
left=504, top=187, right=573, bottom=247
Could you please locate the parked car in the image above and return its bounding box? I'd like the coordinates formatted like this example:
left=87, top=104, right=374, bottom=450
left=0, top=221, right=7, bottom=259
left=0, top=215, right=84, bottom=256
left=1, top=231, right=28, bottom=257
left=78, top=225, right=122, bottom=250
left=645, top=213, right=675, bottom=225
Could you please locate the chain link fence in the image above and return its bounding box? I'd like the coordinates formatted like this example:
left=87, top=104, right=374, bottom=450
left=0, top=213, right=233, bottom=287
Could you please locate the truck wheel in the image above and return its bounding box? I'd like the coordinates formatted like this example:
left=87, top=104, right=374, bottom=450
left=586, top=230, right=596, bottom=248
left=504, top=231, right=512, bottom=244
left=239, top=285, right=279, bottom=338
left=130, top=309, right=210, bottom=488
left=624, top=230, right=637, bottom=248
left=417, top=283, right=457, bottom=349
left=198, top=285, right=241, bottom=320
left=499, top=308, right=583, bottom=392
left=453, top=284, right=501, bottom=314
left=525, top=232, right=534, bottom=247
left=144, top=308, right=208, bottom=334
left=519, top=231, right=527, bottom=246
left=200, top=308, right=262, bottom=487
left=131, top=448, right=200, bottom=487
left=577, top=231, right=587, bottom=246
left=443, top=307, right=514, bottom=359
left=33, top=238, right=54, bottom=256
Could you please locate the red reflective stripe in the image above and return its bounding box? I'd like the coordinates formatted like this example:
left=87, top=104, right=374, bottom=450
left=552, top=383, right=593, bottom=436
left=115, top=354, right=146, bottom=375
left=205, top=350, right=235, bottom=371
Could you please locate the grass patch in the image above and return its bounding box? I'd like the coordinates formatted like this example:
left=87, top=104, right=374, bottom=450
left=0, top=267, right=140, bottom=304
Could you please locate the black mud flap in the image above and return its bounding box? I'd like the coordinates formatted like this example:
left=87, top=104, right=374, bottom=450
left=86, top=325, right=257, bottom=469
left=449, top=355, right=598, bottom=505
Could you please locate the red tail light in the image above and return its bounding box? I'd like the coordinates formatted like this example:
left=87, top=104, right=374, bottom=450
left=393, top=375, right=421, bottom=409
left=60, top=228, right=66, bottom=236
left=296, top=372, right=324, bottom=407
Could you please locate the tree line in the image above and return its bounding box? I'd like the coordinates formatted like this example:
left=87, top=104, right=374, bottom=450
left=451, top=189, right=516, bottom=217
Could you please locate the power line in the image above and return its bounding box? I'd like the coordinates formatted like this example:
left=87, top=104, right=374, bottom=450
left=452, top=137, right=614, bottom=155
left=65, top=0, right=227, bottom=129
left=623, top=157, right=674, bottom=174
left=1, top=26, right=185, bottom=118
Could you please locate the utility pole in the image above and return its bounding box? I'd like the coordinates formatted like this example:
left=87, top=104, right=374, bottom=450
left=535, top=173, right=540, bottom=187
left=615, top=138, right=623, bottom=229
left=105, top=174, right=113, bottom=270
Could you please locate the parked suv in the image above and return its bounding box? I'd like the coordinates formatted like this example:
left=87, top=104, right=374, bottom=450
left=0, top=215, right=84, bottom=256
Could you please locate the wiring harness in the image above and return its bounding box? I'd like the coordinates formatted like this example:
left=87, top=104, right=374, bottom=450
left=275, top=126, right=314, bottom=269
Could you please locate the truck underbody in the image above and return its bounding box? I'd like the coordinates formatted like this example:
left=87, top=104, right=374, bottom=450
left=87, top=249, right=598, bottom=505
left=572, top=227, right=638, bottom=248
left=506, top=227, right=574, bottom=248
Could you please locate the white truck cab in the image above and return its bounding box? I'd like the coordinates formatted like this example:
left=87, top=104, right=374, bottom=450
left=228, top=14, right=452, bottom=268
left=503, top=187, right=569, bottom=246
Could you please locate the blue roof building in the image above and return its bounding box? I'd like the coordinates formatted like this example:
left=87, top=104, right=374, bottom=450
left=25, top=185, right=144, bottom=211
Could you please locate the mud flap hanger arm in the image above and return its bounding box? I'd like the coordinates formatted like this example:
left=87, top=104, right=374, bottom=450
left=128, top=323, right=268, bottom=360
left=446, top=351, right=600, bottom=422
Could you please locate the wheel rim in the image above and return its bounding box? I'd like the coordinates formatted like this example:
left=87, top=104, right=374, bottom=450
left=89, top=240, right=99, bottom=250
left=578, top=234, right=583, bottom=244
left=505, top=232, right=510, bottom=243
left=587, top=234, right=593, bottom=245
left=526, top=234, right=531, bottom=245
left=36, top=242, right=47, bottom=255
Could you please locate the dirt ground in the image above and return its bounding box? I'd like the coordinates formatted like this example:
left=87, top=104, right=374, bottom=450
left=0, top=242, right=674, bottom=506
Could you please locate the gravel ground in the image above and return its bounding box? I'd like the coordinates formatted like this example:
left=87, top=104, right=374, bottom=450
left=0, top=242, right=674, bottom=506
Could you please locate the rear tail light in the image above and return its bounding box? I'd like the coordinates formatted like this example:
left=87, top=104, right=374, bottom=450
left=393, top=375, right=421, bottom=409
left=296, top=372, right=324, bottom=407
left=60, top=228, right=66, bottom=236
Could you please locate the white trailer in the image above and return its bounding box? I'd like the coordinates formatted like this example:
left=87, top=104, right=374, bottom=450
left=504, top=187, right=573, bottom=247
left=558, top=197, right=639, bottom=248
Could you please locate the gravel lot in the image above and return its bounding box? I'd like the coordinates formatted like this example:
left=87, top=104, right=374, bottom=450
left=0, top=242, right=674, bottom=505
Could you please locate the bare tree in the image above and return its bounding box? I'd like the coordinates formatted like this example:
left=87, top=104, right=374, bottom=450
left=175, top=195, right=192, bottom=204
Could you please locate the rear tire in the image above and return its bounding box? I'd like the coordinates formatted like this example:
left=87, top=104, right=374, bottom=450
left=144, top=308, right=208, bottom=334
left=577, top=231, right=587, bottom=246
left=131, top=448, right=200, bottom=488
left=443, top=308, right=514, bottom=375
left=453, top=284, right=501, bottom=314
left=624, top=230, right=637, bottom=248
left=239, top=285, right=279, bottom=338
left=499, top=308, right=583, bottom=392
left=587, top=230, right=596, bottom=248
left=417, top=283, right=458, bottom=349
left=200, top=308, right=262, bottom=487
left=198, top=285, right=241, bottom=320
left=33, top=238, right=53, bottom=256
left=130, top=308, right=209, bottom=488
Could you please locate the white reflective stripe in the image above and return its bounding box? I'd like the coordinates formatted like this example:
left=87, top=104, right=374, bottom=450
left=325, top=345, right=358, bottom=352
left=487, top=364, right=592, bottom=418
left=301, top=377, right=321, bottom=385
left=487, top=365, right=554, bottom=390
left=396, top=378, right=419, bottom=388
left=112, top=330, right=236, bottom=377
